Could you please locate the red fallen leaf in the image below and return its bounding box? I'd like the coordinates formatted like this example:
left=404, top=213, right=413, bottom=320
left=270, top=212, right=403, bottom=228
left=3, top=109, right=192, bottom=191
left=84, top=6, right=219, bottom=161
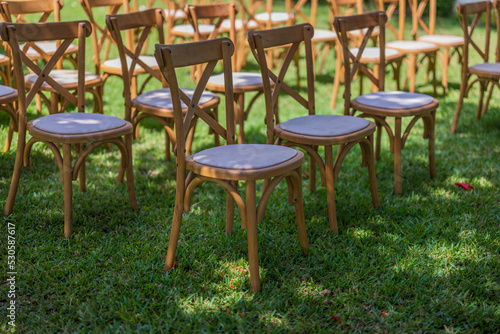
left=455, top=183, right=473, bottom=190
left=226, top=309, right=230, bottom=314
left=330, top=315, right=343, bottom=323
left=381, top=312, right=388, bottom=317
left=230, top=285, right=235, bottom=289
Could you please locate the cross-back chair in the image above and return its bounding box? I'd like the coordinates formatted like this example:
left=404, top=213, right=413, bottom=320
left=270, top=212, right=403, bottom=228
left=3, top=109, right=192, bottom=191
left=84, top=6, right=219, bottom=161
left=410, top=0, right=465, bottom=93
left=189, top=2, right=265, bottom=144
left=147, top=0, right=188, bottom=43
left=0, top=0, right=77, bottom=68
left=328, top=0, right=403, bottom=109
left=1, top=0, right=104, bottom=116
left=249, top=23, right=380, bottom=232
left=155, top=38, right=309, bottom=292
left=452, top=0, right=500, bottom=133
left=335, top=11, right=438, bottom=195
left=377, top=0, right=438, bottom=95
left=0, top=47, right=16, bottom=152
left=107, top=8, right=220, bottom=159
left=1, top=20, right=137, bottom=238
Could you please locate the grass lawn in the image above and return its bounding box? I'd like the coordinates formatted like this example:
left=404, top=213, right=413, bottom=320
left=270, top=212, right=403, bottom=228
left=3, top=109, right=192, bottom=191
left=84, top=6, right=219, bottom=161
left=1, top=0, right=499, bottom=332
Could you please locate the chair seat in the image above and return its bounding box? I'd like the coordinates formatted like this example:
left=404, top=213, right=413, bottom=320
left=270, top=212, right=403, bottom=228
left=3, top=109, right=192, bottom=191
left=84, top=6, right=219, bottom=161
left=207, top=72, right=264, bottom=93
left=171, top=24, right=216, bottom=35
left=20, top=41, right=78, bottom=58
left=312, top=29, right=337, bottom=42
left=0, top=85, right=16, bottom=97
left=278, top=115, right=370, bottom=137
left=192, top=144, right=298, bottom=170
left=101, top=55, right=158, bottom=74
left=254, top=12, right=292, bottom=24
left=25, top=70, right=101, bottom=89
left=353, top=91, right=436, bottom=114
left=418, top=34, right=464, bottom=47
left=30, top=113, right=127, bottom=135
left=350, top=47, right=402, bottom=63
left=221, top=18, right=258, bottom=31
left=134, top=88, right=218, bottom=111
left=164, top=8, right=186, bottom=20
left=386, top=40, right=438, bottom=53
left=469, top=62, right=500, bottom=78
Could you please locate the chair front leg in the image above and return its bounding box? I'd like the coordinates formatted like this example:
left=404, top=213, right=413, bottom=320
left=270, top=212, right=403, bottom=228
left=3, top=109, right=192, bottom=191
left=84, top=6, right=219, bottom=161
left=324, top=145, right=338, bottom=233
left=63, top=143, right=73, bottom=238
left=394, top=117, right=403, bottom=195
left=245, top=180, right=261, bottom=292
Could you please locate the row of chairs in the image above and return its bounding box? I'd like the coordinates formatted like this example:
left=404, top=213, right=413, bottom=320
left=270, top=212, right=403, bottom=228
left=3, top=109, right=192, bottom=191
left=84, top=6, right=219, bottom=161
left=0, top=1, right=498, bottom=291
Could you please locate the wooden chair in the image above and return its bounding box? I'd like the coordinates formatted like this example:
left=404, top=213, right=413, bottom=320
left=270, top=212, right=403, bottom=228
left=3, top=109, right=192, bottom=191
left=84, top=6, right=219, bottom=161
left=0, top=82, right=17, bottom=152
left=328, top=0, right=403, bottom=109
left=411, top=0, right=465, bottom=93
left=452, top=0, right=500, bottom=133
left=335, top=11, right=438, bottom=195
left=0, top=52, right=11, bottom=85
left=155, top=38, right=309, bottom=292
left=0, top=0, right=104, bottom=116
left=0, top=0, right=77, bottom=68
left=377, top=0, right=439, bottom=95
left=248, top=24, right=380, bottom=232
left=1, top=20, right=137, bottom=237
left=188, top=2, right=265, bottom=144
left=147, top=0, right=188, bottom=44
left=107, top=8, right=220, bottom=159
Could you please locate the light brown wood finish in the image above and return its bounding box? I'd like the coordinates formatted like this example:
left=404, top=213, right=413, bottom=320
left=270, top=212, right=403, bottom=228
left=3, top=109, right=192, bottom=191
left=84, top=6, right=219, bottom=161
left=190, top=2, right=265, bottom=144
left=328, top=0, right=403, bottom=109
left=249, top=23, right=380, bottom=232
left=335, top=11, right=438, bottom=195
left=0, top=84, right=17, bottom=152
left=452, top=0, right=500, bottom=133
left=147, top=0, right=188, bottom=44
left=412, top=0, right=465, bottom=93
left=0, top=0, right=104, bottom=116
left=106, top=8, right=220, bottom=160
left=2, top=21, right=137, bottom=237
left=376, top=0, right=439, bottom=95
left=155, top=38, right=309, bottom=292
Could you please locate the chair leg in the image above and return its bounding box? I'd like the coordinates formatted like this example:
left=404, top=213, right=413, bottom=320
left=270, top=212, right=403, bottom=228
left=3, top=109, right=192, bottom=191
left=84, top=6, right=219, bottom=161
left=476, top=81, right=486, bottom=121
left=375, top=121, right=382, bottom=160
left=309, top=148, right=316, bottom=192
left=235, top=93, right=245, bottom=144
left=3, top=129, right=25, bottom=216
left=428, top=111, right=436, bottom=179
left=324, top=145, right=338, bottom=233
left=441, top=47, right=450, bottom=94
left=165, top=128, right=171, bottom=161
left=125, top=134, right=138, bottom=210
left=62, top=144, right=73, bottom=238
left=292, top=166, right=309, bottom=256
left=226, top=181, right=236, bottom=234
left=245, top=180, right=261, bottom=292
left=481, top=82, right=495, bottom=118
left=164, top=193, right=184, bottom=271
left=394, top=117, right=403, bottom=195
left=366, top=134, right=380, bottom=208
left=4, top=118, right=14, bottom=153
left=452, top=74, right=468, bottom=133
left=78, top=144, right=86, bottom=193
left=408, top=54, right=417, bottom=93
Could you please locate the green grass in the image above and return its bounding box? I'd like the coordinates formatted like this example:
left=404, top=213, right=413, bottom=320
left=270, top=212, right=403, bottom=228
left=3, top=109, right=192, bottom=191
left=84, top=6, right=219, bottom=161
left=1, top=0, right=499, bottom=332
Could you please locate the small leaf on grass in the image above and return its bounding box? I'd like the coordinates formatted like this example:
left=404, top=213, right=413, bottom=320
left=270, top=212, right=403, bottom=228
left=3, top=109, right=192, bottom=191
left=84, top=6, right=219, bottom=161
left=381, top=312, right=388, bottom=317
left=321, top=289, right=332, bottom=296
left=455, top=183, right=473, bottom=190
left=329, top=315, right=342, bottom=322
left=230, top=285, right=234, bottom=289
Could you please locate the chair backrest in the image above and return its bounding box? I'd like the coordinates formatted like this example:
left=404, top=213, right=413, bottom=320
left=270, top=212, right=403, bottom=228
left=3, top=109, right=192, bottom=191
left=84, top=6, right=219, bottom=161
left=327, top=0, right=363, bottom=18
left=375, top=0, right=405, bottom=40
left=334, top=11, right=387, bottom=115
left=408, top=0, right=436, bottom=39
left=79, top=0, right=130, bottom=74
left=248, top=23, right=315, bottom=143
left=187, top=2, right=238, bottom=71
left=106, top=8, right=166, bottom=105
left=154, top=38, right=235, bottom=165
left=0, top=20, right=93, bottom=132
left=457, top=0, right=498, bottom=67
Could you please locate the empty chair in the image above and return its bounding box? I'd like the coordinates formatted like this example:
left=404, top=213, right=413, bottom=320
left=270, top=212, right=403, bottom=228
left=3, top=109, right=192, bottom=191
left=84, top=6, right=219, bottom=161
left=155, top=38, right=309, bottom=292
left=452, top=0, right=499, bottom=133
left=335, top=11, right=438, bottom=195
left=249, top=24, right=380, bottom=232
left=2, top=20, right=137, bottom=237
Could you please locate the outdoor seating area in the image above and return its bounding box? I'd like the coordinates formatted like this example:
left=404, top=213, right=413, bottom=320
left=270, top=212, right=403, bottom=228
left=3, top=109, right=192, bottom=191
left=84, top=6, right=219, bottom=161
left=0, top=0, right=498, bottom=331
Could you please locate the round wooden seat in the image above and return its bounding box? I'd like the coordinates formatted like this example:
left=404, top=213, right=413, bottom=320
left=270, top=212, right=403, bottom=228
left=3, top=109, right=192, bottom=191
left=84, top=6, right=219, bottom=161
left=171, top=24, right=216, bottom=36
left=469, top=62, right=500, bottom=79
left=164, top=8, right=186, bottom=20
left=19, top=41, right=78, bottom=58
left=188, top=144, right=304, bottom=181
left=101, top=55, right=159, bottom=75
left=350, top=47, right=403, bottom=63
left=352, top=91, right=438, bottom=117
left=133, top=88, right=218, bottom=115
left=0, top=53, right=9, bottom=65
left=25, top=70, right=101, bottom=90
left=418, top=34, right=464, bottom=47
left=0, top=85, right=16, bottom=98
left=386, top=40, right=439, bottom=53
left=312, top=29, right=337, bottom=42
left=279, top=115, right=371, bottom=137
left=28, top=113, right=132, bottom=143
left=207, top=73, right=264, bottom=93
